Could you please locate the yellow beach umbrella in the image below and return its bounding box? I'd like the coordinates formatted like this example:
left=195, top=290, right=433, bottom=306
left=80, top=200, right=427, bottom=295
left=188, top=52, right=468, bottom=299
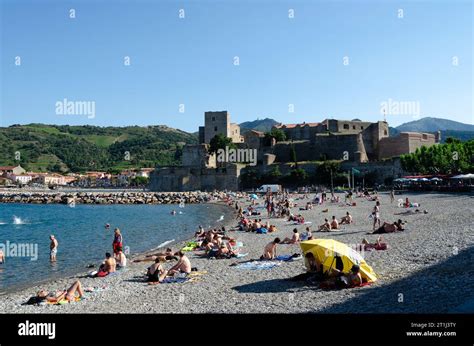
left=300, top=239, right=377, bottom=283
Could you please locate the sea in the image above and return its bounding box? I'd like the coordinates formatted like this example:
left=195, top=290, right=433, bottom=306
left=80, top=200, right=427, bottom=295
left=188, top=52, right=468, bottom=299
left=0, top=202, right=232, bottom=293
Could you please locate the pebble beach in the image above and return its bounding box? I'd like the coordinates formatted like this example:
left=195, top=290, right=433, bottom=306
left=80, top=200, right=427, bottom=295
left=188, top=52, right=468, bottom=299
left=0, top=192, right=473, bottom=314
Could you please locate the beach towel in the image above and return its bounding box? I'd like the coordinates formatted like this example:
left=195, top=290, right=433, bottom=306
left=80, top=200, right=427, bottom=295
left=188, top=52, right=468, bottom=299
left=181, top=241, right=199, bottom=252
left=233, top=261, right=281, bottom=270
left=161, top=277, right=189, bottom=284
left=236, top=253, right=248, bottom=258
left=187, top=270, right=207, bottom=277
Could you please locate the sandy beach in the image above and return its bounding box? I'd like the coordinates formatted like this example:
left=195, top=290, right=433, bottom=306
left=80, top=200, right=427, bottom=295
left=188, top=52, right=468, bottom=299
left=0, top=192, right=473, bottom=314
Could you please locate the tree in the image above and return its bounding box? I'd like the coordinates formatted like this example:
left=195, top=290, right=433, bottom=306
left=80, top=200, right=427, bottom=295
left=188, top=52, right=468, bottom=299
left=131, top=176, right=149, bottom=187
left=280, top=168, right=308, bottom=186
left=264, top=128, right=286, bottom=143
left=209, top=134, right=235, bottom=154
left=240, top=169, right=260, bottom=188
left=315, top=160, right=341, bottom=185
left=262, top=165, right=282, bottom=183
left=290, top=144, right=297, bottom=167
left=401, top=140, right=474, bottom=175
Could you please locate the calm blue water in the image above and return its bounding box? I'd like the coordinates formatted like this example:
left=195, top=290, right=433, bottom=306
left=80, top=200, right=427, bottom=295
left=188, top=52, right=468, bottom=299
left=0, top=203, right=231, bottom=293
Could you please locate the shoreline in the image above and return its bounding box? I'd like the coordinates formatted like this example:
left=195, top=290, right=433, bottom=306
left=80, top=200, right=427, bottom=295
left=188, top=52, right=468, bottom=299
left=0, top=200, right=236, bottom=296
left=1, top=192, right=473, bottom=313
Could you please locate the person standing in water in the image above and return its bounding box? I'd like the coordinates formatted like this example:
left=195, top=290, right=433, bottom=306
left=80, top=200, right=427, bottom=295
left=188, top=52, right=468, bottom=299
left=50, top=235, right=58, bottom=262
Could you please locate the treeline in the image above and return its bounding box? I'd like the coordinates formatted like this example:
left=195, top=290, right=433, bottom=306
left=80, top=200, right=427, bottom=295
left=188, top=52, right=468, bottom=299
left=400, top=138, right=474, bottom=175
left=240, top=160, right=379, bottom=188
left=0, top=124, right=197, bottom=172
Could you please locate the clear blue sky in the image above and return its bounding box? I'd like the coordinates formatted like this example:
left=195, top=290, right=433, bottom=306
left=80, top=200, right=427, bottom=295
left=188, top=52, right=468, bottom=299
left=1, top=0, right=472, bottom=132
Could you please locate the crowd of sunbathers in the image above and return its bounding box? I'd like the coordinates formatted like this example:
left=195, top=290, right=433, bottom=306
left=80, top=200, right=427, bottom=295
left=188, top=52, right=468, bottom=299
left=24, top=188, right=424, bottom=305
left=238, top=218, right=278, bottom=233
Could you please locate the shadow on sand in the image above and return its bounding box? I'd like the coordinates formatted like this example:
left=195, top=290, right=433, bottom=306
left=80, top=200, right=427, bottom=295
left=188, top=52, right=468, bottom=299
left=232, top=246, right=474, bottom=313
left=317, top=246, right=474, bottom=313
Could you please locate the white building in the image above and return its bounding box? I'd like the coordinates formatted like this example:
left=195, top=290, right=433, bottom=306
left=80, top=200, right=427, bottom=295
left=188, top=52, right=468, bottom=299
left=11, top=174, right=33, bottom=185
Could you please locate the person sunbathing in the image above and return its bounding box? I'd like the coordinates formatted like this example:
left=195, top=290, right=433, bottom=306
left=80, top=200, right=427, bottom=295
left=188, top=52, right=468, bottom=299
left=261, top=238, right=280, bottom=260
left=268, top=225, right=277, bottom=233
left=301, top=226, right=313, bottom=241
left=361, top=237, right=388, bottom=251
left=321, top=265, right=362, bottom=289
left=317, top=219, right=331, bottom=232
left=340, top=212, right=353, bottom=225
left=194, top=225, right=205, bottom=238
left=372, top=219, right=405, bottom=234
left=280, top=228, right=300, bottom=244
left=330, top=216, right=339, bottom=230
left=168, top=251, right=192, bottom=275
left=32, top=280, right=84, bottom=304
left=146, top=257, right=168, bottom=284
left=215, top=243, right=238, bottom=259
left=395, top=209, right=428, bottom=216
left=134, top=248, right=177, bottom=262
left=115, top=250, right=127, bottom=268
left=95, top=252, right=116, bottom=277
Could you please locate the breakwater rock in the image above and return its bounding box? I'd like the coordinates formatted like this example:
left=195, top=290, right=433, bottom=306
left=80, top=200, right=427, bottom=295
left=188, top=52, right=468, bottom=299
left=0, top=191, right=218, bottom=205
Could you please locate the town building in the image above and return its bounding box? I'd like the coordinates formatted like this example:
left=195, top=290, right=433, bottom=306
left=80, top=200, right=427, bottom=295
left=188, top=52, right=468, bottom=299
left=0, top=165, right=26, bottom=176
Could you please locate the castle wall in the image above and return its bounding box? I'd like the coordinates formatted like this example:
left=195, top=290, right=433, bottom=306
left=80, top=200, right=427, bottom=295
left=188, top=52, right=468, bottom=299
left=149, top=164, right=241, bottom=192
left=378, top=132, right=436, bottom=159
left=326, top=119, right=373, bottom=134
left=313, top=134, right=365, bottom=162
left=182, top=144, right=216, bottom=168
left=341, top=158, right=404, bottom=184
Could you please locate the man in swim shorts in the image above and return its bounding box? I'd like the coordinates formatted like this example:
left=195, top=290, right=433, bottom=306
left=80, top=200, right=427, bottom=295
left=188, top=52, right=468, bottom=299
left=49, top=235, right=58, bottom=262
left=168, top=251, right=192, bottom=276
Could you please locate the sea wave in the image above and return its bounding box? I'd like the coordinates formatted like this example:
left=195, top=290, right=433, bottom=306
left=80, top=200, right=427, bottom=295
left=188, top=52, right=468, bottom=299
left=153, top=239, right=175, bottom=250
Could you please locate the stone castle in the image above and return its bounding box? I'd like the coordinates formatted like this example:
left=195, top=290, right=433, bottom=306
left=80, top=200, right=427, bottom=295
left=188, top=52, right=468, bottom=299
left=149, top=111, right=439, bottom=191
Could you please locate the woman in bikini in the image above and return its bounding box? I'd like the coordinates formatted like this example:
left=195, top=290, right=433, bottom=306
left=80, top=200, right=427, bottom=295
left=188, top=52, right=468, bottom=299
left=35, top=280, right=84, bottom=303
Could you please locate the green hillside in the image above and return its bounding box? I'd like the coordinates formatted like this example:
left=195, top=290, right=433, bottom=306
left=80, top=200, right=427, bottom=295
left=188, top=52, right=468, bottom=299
left=0, top=124, right=198, bottom=173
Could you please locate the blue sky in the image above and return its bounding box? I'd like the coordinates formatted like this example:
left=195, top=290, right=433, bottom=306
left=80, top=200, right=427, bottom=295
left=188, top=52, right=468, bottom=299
left=1, top=0, right=472, bottom=132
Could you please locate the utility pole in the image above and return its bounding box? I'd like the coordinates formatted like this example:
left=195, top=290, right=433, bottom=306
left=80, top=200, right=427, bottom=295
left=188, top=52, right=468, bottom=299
left=352, top=169, right=355, bottom=191
left=330, top=169, right=334, bottom=193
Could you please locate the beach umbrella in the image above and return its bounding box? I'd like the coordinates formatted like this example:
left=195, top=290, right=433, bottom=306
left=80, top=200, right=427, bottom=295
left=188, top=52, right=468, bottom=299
left=249, top=194, right=258, bottom=199
left=300, top=239, right=377, bottom=283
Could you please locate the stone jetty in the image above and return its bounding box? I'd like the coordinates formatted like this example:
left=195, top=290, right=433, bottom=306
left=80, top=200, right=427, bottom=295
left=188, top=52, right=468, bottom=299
left=0, top=191, right=217, bottom=205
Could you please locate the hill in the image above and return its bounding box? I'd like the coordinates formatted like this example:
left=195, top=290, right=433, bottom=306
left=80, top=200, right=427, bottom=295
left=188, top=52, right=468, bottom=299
left=396, top=117, right=474, bottom=132
left=239, top=118, right=279, bottom=134
left=0, top=124, right=197, bottom=173
left=394, top=117, right=474, bottom=142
